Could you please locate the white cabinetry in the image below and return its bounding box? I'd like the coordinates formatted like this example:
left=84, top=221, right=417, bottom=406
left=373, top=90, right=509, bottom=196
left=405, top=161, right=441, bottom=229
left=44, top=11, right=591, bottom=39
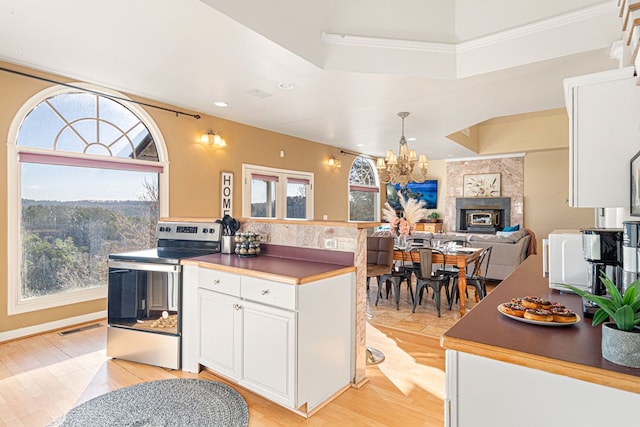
left=182, top=264, right=354, bottom=415
left=197, top=288, right=241, bottom=380
left=241, top=300, right=296, bottom=406
left=564, top=67, right=640, bottom=208
left=445, top=350, right=640, bottom=426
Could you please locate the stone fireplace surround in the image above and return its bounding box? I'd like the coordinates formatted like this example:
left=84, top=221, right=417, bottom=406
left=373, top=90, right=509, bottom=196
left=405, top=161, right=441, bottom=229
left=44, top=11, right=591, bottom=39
left=444, top=155, right=524, bottom=234
left=456, top=197, right=511, bottom=233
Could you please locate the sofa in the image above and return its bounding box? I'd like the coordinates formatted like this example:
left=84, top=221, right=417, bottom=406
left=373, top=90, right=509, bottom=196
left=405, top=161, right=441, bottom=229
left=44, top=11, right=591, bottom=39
left=374, top=228, right=533, bottom=281
left=430, top=230, right=532, bottom=280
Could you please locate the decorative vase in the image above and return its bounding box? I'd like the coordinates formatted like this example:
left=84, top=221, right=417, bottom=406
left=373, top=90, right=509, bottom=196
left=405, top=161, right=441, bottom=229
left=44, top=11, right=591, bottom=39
left=396, top=235, right=408, bottom=250
left=601, top=322, right=640, bottom=368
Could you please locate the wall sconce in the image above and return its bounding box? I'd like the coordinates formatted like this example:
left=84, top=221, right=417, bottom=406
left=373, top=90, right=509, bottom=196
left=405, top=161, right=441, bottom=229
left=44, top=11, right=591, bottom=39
left=327, top=155, right=342, bottom=168
left=200, top=130, right=227, bottom=147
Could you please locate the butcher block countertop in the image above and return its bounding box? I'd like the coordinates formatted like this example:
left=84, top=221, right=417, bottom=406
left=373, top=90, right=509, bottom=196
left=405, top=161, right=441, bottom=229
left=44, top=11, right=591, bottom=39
left=181, top=244, right=355, bottom=285
left=441, top=255, right=640, bottom=394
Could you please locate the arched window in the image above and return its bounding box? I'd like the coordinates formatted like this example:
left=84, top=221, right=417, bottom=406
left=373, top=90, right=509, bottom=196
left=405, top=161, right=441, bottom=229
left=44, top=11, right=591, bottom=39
left=348, top=156, right=380, bottom=221
left=7, top=87, right=169, bottom=314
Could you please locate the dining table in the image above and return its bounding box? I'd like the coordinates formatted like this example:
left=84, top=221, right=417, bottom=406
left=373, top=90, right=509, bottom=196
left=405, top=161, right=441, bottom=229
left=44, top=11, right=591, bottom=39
left=393, top=245, right=483, bottom=316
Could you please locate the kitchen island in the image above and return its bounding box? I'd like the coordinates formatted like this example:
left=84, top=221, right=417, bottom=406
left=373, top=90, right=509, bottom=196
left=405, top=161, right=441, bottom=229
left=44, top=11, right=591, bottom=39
left=181, top=244, right=356, bottom=417
left=441, top=255, right=640, bottom=426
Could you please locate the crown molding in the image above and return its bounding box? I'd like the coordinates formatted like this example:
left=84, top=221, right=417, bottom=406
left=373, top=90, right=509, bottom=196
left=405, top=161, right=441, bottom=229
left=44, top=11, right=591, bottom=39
left=321, top=33, right=455, bottom=53
left=322, top=2, right=616, bottom=56
left=445, top=152, right=526, bottom=163
left=458, top=2, right=615, bottom=52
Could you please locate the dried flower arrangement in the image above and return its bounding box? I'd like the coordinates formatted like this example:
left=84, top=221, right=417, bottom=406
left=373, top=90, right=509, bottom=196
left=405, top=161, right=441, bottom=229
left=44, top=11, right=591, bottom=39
left=382, top=193, right=428, bottom=236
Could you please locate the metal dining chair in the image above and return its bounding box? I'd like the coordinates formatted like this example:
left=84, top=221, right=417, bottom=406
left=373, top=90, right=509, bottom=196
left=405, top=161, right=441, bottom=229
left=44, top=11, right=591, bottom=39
left=379, top=248, right=415, bottom=310
left=449, top=246, right=493, bottom=309
left=435, top=239, right=471, bottom=297
left=412, top=248, right=451, bottom=317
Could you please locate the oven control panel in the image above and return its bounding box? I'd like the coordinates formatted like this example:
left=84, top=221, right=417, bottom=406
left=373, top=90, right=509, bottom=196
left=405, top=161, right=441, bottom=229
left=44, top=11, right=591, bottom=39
left=156, top=221, right=222, bottom=241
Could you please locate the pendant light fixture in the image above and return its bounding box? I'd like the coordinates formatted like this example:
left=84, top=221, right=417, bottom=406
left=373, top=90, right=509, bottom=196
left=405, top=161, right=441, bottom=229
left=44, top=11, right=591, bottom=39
left=376, top=112, right=429, bottom=187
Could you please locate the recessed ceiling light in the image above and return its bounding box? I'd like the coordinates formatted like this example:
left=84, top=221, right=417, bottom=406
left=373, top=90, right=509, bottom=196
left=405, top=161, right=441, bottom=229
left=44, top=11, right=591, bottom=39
left=356, top=144, right=364, bottom=147
left=278, top=82, right=296, bottom=90
left=213, top=101, right=229, bottom=108
left=407, top=137, right=416, bottom=141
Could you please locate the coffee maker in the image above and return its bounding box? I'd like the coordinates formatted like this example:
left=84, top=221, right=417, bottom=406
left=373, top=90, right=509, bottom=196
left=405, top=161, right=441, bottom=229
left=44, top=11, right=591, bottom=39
left=622, top=221, right=640, bottom=291
left=581, top=228, right=623, bottom=316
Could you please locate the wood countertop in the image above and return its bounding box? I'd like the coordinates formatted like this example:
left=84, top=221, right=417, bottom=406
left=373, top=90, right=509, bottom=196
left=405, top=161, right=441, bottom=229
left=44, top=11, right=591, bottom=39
left=441, top=255, right=640, bottom=394
left=181, top=251, right=355, bottom=285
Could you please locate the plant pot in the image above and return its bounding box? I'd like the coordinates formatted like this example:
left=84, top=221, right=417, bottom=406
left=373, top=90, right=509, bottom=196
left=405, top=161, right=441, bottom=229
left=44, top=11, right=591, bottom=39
left=601, top=322, right=640, bottom=368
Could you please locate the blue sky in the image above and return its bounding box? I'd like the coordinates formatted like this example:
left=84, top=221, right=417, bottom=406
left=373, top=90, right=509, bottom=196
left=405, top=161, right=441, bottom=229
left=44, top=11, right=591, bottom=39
left=22, top=163, right=156, bottom=201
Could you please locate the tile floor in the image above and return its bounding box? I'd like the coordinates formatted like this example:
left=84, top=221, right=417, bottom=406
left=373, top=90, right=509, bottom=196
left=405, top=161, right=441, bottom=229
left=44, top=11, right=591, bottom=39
left=367, top=279, right=498, bottom=339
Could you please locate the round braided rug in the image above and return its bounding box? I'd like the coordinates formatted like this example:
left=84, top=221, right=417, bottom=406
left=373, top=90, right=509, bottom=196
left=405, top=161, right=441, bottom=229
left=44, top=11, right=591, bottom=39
left=50, top=378, right=249, bottom=427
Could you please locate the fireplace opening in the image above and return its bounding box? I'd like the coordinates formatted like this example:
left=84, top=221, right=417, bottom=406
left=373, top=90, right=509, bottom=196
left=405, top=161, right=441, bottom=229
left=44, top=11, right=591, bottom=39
left=456, top=197, right=511, bottom=234
left=467, top=211, right=500, bottom=226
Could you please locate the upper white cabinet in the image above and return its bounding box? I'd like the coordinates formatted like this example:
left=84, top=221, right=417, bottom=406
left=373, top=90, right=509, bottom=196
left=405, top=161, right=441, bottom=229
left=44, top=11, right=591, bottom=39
left=564, top=67, right=640, bottom=208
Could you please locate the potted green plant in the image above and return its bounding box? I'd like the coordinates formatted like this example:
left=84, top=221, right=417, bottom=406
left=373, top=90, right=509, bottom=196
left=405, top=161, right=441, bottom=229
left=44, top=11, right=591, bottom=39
left=426, top=211, right=440, bottom=223
left=563, top=274, right=640, bottom=368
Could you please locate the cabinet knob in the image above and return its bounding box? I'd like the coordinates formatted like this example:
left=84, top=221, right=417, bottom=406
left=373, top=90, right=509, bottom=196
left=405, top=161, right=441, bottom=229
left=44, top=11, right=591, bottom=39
left=261, top=289, right=270, bottom=295
left=233, top=303, right=242, bottom=310
left=213, top=279, right=220, bottom=285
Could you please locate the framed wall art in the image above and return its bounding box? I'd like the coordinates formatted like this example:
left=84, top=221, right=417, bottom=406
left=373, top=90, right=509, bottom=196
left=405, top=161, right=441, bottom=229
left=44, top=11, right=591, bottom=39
left=631, top=150, right=640, bottom=216
left=463, top=173, right=501, bottom=198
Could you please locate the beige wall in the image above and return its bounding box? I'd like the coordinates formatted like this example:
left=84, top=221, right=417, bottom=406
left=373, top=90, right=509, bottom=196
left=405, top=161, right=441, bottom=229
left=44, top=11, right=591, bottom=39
left=0, top=63, right=353, bottom=333
left=524, top=150, right=594, bottom=246
left=479, top=108, right=569, bottom=154
left=0, top=61, right=595, bottom=336
left=475, top=108, right=595, bottom=250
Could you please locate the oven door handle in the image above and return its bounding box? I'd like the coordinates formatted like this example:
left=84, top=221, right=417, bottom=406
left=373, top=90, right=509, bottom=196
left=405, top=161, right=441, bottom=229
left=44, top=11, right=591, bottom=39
left=168, top=274, right=178, bottom=311
left=108, top=260, right=180, bottom=273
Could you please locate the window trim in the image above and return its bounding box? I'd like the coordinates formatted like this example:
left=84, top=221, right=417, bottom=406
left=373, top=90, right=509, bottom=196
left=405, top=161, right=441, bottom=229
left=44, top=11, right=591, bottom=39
left=6, top=83, right=169, bottom=315
left=348, top=156, right=381, bottom=222
left=242, top=164, right=314, bottom=219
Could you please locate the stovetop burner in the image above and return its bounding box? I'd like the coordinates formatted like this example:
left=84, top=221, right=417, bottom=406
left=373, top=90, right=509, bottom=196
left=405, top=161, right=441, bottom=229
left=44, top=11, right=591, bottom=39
left=108, top=220, right=222, bottom=264
left=108, top=247, right=218, bottom=264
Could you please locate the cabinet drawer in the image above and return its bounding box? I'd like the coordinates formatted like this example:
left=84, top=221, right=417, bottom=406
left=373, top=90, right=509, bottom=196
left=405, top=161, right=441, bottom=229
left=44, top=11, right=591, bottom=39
left=197, top=268, right=240, bottom=296
left=241, top=276, right=296, bottom=310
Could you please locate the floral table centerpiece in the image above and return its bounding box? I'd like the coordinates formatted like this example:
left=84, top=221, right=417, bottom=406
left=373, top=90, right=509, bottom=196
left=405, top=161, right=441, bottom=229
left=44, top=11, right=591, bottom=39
left=382, top=194, right=428, bottom=248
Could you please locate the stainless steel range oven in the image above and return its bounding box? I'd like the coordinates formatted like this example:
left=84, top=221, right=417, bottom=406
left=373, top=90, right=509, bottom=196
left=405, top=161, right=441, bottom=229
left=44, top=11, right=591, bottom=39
left=107, top=220, right=221, bottom=369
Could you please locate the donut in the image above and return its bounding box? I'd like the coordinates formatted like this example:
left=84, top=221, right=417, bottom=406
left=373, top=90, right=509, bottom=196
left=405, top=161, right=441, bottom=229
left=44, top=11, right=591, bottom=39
left=522, top=296, right=540, bottom=310
left=501, top=302, right=526, bottom=318
left=524, top=308, right=553, bottom=322
left=537, top=298, right=552, bottom=310
left=511, top=297, right=523, bottom=305
left=510, top=303, right=526, bottom=317
left=552, top=309, right=578, bottom=323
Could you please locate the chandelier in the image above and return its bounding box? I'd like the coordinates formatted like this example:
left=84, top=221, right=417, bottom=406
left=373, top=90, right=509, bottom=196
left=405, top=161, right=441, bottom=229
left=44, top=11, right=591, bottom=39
left=376, top=112, right=429, bottom=187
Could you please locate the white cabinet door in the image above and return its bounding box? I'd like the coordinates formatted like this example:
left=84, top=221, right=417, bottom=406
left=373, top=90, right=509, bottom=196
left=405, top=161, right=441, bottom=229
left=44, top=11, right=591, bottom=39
left=197, top=288, right=242, bottom=380
left=240, top=299, right=296, bottom=408
left=565, top=67, right=640, bottom=208
left=446, top=350, right=640, bottom=427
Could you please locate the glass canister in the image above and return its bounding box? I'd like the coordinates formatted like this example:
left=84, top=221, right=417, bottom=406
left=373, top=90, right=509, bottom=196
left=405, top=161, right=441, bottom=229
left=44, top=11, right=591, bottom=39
left=234, top=232, right=261, bottom=257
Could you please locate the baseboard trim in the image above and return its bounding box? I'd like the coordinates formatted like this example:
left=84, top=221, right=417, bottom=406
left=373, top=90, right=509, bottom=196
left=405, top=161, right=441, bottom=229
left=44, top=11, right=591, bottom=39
left=0, top=310, right=107, bottom=343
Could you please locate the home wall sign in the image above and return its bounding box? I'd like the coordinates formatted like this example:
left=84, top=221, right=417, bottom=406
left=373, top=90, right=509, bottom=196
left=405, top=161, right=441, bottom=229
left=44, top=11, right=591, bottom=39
left=463, top=173, right=501, bottom=197
left=221, top=172, right=233, bottom=217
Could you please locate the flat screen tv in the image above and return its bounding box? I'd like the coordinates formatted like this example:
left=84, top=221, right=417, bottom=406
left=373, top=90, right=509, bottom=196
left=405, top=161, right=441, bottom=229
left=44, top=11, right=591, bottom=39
left=386, top=180, right=438, bottom=210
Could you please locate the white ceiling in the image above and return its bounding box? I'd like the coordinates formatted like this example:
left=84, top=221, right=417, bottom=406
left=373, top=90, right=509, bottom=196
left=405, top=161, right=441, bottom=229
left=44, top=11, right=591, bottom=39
left=0, top=0, right=623, bottom=160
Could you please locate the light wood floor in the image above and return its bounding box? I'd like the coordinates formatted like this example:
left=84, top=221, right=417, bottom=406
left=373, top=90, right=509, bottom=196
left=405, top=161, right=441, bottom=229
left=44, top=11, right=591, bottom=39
left=0, top=322, right=445, bottom=426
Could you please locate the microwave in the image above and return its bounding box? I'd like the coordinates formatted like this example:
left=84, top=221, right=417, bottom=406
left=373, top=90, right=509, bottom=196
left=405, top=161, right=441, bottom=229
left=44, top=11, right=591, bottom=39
left=542, top=229, right=589, bottom=292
